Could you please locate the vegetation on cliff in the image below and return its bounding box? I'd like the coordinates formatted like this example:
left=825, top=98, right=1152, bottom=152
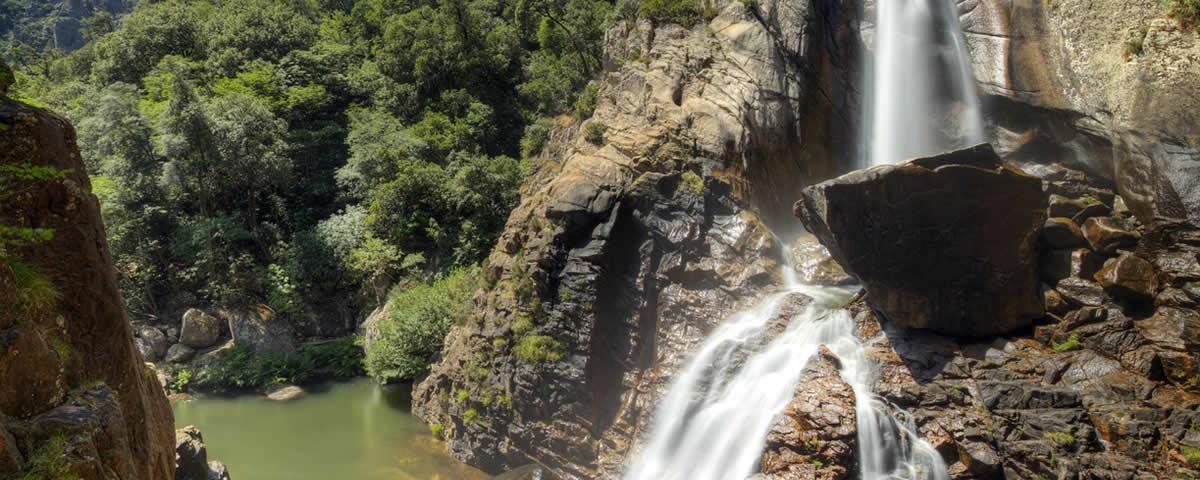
left=365, top=267, right=479, bottom=382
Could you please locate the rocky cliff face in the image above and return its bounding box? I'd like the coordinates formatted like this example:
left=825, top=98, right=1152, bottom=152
left=415, top=0, right=1199, bottom=478
left=0, top=96, right=176, bottom=479
left=412, top=0, right=858, bottom=476
left=962, top=0, right=1200, bottom=226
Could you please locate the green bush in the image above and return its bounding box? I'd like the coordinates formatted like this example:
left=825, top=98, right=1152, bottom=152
left=1043, top=431, right=1075, bottom=446
left=1168, top=0, right=1200, bottom=31
left=429, top=422, right=444, bottom=439
left=639, top=0, right=717, bottom=26
left=463, top=408, right=480, bottom=424
left=194, top=336, right=364, bottom=391
left=585, top=122, right=608, bottom=145
left=19, top=435, right=77, bottom=480
left=520, top=118, right=554, bottom=159
left=6, top=257, right=59, bottom=313
left=365, top=267, right=480, bottom=382
left=513, top=334, right=565, bottom=364
left=679, top=170, right=704, bottom=195
left=573, top=82, right=601, bottom=120
left=1182, top=444, right=1200, bottom=468
left=1052, top=334, right=1081, bottom=353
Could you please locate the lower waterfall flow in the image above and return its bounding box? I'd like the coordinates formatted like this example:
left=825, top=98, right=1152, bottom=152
left=624, top=256, right=949, bottom=480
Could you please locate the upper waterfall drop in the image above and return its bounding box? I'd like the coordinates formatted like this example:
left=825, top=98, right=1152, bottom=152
left=867, top=0, right=985, bottom=166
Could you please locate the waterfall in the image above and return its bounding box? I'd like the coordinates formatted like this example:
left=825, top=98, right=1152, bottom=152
left=624, top=260, right=949, bottom=480
left=867, top=0, right=984, bottom=166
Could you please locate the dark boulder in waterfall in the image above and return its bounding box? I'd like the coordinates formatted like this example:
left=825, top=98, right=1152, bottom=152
left=794, top=144, right=1046, bottom=336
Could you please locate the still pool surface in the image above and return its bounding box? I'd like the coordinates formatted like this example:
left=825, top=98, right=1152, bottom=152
left=172, top=378, right=489, bottom=480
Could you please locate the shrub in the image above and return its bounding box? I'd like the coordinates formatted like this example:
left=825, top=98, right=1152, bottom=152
left=194, top=336, right=364, bottom=390
left=1182, top=444, right=1200, bottom=468
left=19, top=435, right=77, bottom=480
left=574, top=82, right=601, bottom=120
left=1123, top=25, right=1149, bottom=60
left=513, top=334, right=566, bottom=364
left=429, top=423, right=444, bottom=439
left=520, top=118, right=554, bottom=159
left=1168, top=0, right=1200, bottom=31
left=365, top=267, right=480, bottom=382
left=1052, top=334, right=1081, bottom=352
left=1043, top=431, right=1075, bottom=446
left=639, top=0, right=717, bottom=26
left=585, top=122, right=608, bottom=145
left=6, top=257, right=59, bottom=313
left=679, top=170, right=704, bottom=195
left=463, top=408, right=480, bottom=424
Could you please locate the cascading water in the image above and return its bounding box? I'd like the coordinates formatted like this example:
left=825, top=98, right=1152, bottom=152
left=867, top=0, right=985, bottom=166
left=624, top=255, right=949, bottom=480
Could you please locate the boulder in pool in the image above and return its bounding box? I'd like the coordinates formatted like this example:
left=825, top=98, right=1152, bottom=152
left=794, top=144, right=1046, bottom=336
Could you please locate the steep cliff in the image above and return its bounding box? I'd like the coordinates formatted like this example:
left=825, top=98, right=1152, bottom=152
left=412, top=0, right=859, bottom=476
left=0, top=95, right=176, bottom=479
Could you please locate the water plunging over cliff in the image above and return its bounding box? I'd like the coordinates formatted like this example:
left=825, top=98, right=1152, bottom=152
left=624, top=260, right=949, bottom=480
left=867, top=0, right=984, bottom=166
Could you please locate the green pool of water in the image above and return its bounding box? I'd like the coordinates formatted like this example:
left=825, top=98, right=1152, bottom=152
left=172, top=378, right=488, bottom=480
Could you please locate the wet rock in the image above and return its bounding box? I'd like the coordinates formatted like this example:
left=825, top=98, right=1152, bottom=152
left=794, top=144, right=1046, bottom=336
left=1043, top=217, right=1086, bottom=248
left=1055, top=277, right=1107, bottom=307
left=1042, top=284, right=1070, bottom=314
left=180, top=309, right=222, bottom=349
left=788, top=235, right=855, bottom=286
left=208, top=461, right=231, bottom=480
left=221, top=306, right=295, bottom=355
left=0, top=423, right=20, bottom=473
left=1095, top=253, right=1159, bottom=303
left=165, top=344, right=196, bottom=364
left=266, top=385, right=306, bottom=402
left=759, top=348, right=855, bottom=480
left=176, top=426, right=209, bottom=480
left=1082, top=217, right=1139, bottom=253
left=1048, top=194, right=1089, bottom=218
left=493, top=464, right=560, bottom=480
left=1041, top=248, right=1103, bottom=282
left=138, top=325, right=168, bottom=360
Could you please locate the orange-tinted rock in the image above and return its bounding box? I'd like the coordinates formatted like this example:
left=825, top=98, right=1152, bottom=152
left=0, top=97, right=174, bottom=479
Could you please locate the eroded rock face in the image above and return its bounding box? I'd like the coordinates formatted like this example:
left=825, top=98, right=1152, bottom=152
left=963, top=0, right=1200, bottom=226
left=0, top=97, right=175, bottom=479
left=795, top=144, right=1046, bottom=336
left=411, top=0, right=860, bottom=476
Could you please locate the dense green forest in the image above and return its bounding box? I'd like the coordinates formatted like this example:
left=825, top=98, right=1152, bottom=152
left=0, top=0, right=627, bottom=380
left=6, top=0, right=608, bottom=316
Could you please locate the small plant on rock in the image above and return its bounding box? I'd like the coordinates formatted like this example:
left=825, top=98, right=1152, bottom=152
left=1044, top=431, right=1075, bottom=446
left=1052, top=334, right=1081, bottom=352
left=585, top=122, right=608, bottom=145
left=514, top=334, right=566, bottom=363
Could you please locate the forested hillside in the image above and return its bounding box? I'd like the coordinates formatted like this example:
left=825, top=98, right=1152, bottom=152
left=5, top=0, right=611, bottom=350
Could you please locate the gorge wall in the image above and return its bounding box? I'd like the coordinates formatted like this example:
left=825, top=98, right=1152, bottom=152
left=0, top=95, right=176, bottom=479
left=414, top=0, right=1200, bottom=478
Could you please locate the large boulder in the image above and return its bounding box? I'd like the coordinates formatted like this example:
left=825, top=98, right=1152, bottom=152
left=175, top=427, right=209, bottom=480
left=1094, top=253, right=1159, bottom=303
left=220, top=306, right=295, bottom=355
left=137, top=326, right=168, bottom=360
left=180, top=309, right=222, bottom=349
left=794, top=144, right=1046, bottom=336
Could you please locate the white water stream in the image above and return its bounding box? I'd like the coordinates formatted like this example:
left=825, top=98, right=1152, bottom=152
left=624, top=260, right=949, bottom=480
left=868, top=0, right=984, bottom=166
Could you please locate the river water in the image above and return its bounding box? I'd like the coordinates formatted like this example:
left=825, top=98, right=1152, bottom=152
left=172, top=378, right=489, bottom=480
